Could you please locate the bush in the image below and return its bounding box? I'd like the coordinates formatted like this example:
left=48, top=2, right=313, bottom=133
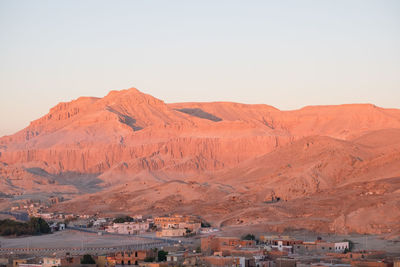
left=144, top=257, right=155, bottom=262
left=81, top=254, right=96, bottom=264
left=158, top=250, right=168, bottom=261
left=201, top=221, right=211, bottom=227
left=0, top=217, right=50, bottom=236
left=28, top=217, right=50, bottom=234
left=113, top=216, right=134, bottom=223
left=242, top=234, right=256, bottom=240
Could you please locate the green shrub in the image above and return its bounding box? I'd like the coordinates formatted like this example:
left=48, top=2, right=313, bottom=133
left=113, top=216, right=134, bottom=223
left=81, top=254, right=95, bottom=264
left=144, top=257, right=155, bottom=262
left=158, top=250, right=168, bottom=261
left=0, top=217, right=50, bottom=236
left=201, top=221, right=211, bottom=227
left=242, top=234, right=256, bottom=240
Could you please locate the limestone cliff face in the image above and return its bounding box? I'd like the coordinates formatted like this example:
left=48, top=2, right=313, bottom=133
left=2, top=88, right=399, bottom=177
left=1, top=87, right=400, bottom=235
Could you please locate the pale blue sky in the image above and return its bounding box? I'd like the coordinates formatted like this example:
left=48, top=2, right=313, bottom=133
left=0, top=0, right=399, bottom=136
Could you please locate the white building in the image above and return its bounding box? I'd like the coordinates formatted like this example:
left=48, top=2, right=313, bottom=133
left=271, top=240, right=293, bottom=252
left=106, top=221, right=149, bottom=235
left=334, top=242, right=349, bottom=252
left=43, top=257, right=61, bottom=267
left=93, top=218, right=107, bottom=227
left=59, top=223, right=65, bottom=230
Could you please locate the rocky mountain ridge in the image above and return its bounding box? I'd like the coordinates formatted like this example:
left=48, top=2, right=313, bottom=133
left=1, top=87, right=399, bottom=236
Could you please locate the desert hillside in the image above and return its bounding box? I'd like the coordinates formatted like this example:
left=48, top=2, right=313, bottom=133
left=1, top=87, right=399, bottom=235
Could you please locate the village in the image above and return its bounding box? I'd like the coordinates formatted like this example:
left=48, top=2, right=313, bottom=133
left=0, top=213, right=399, bottom=267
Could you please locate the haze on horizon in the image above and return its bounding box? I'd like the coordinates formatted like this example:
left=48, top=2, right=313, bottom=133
left=0, top=0, right=399, bottom=136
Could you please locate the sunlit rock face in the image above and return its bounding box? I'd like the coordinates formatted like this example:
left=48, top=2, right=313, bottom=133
left=1, top=87, right=400, bottom=236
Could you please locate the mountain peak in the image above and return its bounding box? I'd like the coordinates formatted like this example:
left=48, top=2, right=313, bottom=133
left=102, top=87, right=165, bottom=107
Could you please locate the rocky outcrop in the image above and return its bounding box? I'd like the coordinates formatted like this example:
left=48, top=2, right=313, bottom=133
left=1, top=87, right=400, bottom=235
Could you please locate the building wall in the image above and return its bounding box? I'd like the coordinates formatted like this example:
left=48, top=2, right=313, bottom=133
left=178, top=222, right=201, bottom=232
left=13, top=260, right=28, bottom=267
left=139, top=263, right=168, bottom=267
left=156, top=228, right=186, bottom=237
left=201, top=236, right=256, bottom=255
left=95, top=256, right=107, bottom=267
left=60, top=256, right=82, bottom=266
left=349, top=260, right=393, bottom=267
left=316, top=242, right=335, bottom=253
left=0, top=258, right=9, bottom=265
left=275, top=258, right=296, bottom=267
left=114, top=250, right=155, bottom=265
left=154, top=215, right=199, bottom=228
left=202, top=256, right=244, bottom=267
left=260, top=235, right=291, bottom=243
left=334, top=242, right=349, bottom=252
left=106, top=222, right=149, bottom=234
left=43, top=257, right=61, bottom=267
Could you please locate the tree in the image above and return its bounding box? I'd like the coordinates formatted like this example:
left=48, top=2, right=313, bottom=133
left=242, top=234, right=256, bottom=240
left=0, top=218, right=50, bottom=236
left=28, top=217, right=50, bottom=234
left=201, top=221, right=211, bottom=228
left=144, top=256, right=155, bottom=262
left=81, top=254, right=96, bottom=264
left=158, top=250, right=168, bottom=261
left=113, top=216, right=134, bottom=223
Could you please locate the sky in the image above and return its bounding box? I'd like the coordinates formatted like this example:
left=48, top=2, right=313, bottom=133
left=0, top=0, right=399, bottom=136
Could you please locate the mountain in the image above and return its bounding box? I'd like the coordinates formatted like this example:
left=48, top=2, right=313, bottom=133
left=1, top=87, right=400, bottom=235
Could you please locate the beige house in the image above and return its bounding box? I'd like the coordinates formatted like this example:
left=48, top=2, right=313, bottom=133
left=156, top=228, right=187, bottom=237
left=106, top=221, right=149, bottom=235
left=43, top=257, right=61, bottom=267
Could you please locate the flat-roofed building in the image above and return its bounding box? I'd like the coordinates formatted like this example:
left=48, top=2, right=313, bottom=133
left=106, top=221, right=149, bottom=235
left=156, top=227, right=187, bottom=237
left=112, top=250, right=155, bottom=266
left=201, top=235, right=256, bottom=255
